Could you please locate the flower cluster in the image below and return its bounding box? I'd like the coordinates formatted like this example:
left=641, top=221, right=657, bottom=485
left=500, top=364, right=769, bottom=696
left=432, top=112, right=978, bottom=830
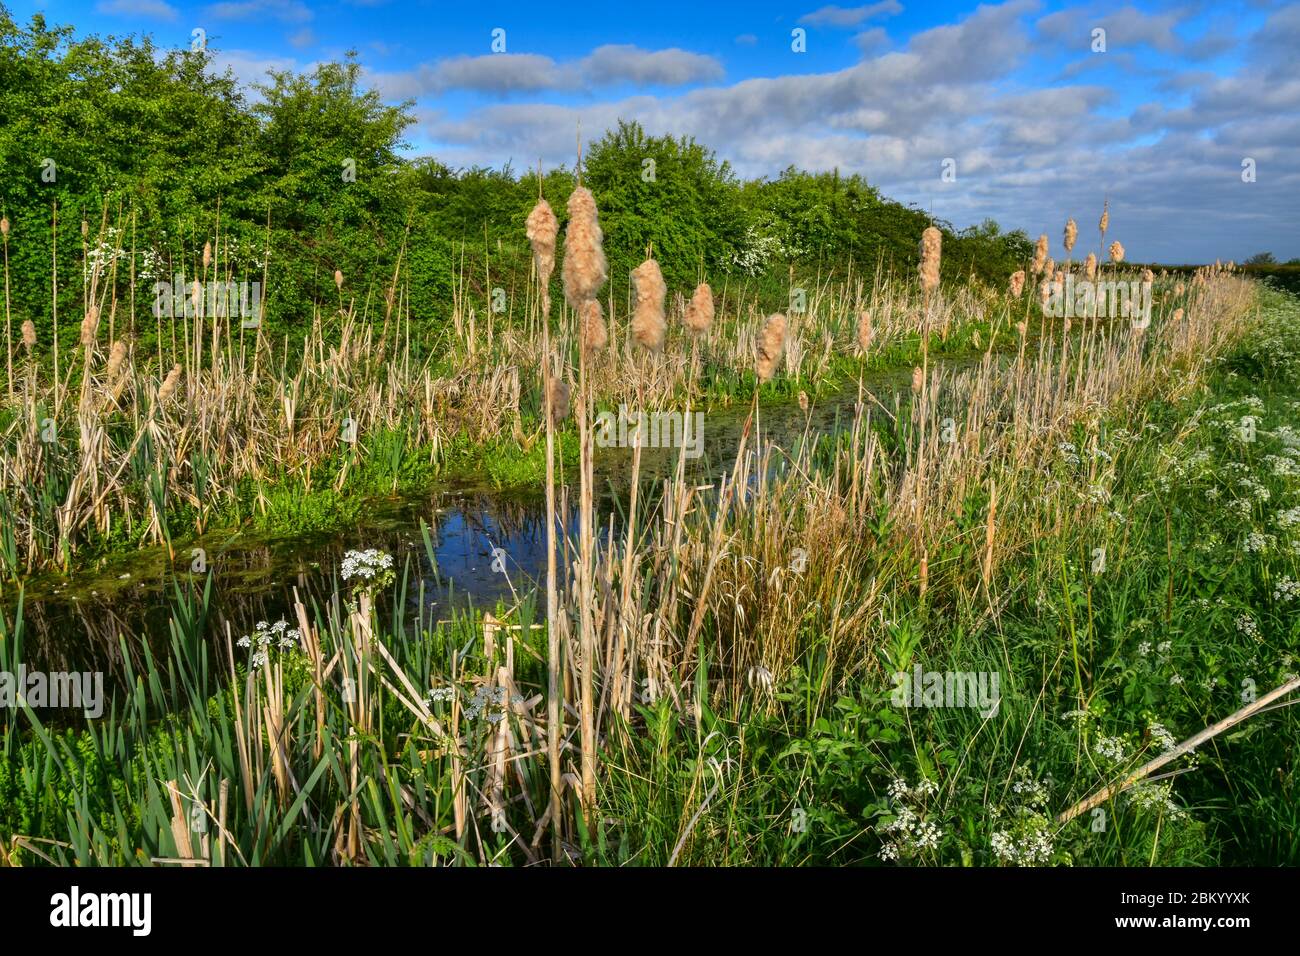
left=878, top=777, right=944, bottom=862
left=236, top=619, right=303, bottom=669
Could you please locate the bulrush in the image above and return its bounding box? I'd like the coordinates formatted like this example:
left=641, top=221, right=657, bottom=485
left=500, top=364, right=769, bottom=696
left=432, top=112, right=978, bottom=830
left=1039, top=278, right=1052, bottom=310
left=105, top=341, right=127, bottom=380
left=911, top=366, right=924, bottom=394
left=1173, top=307, right=1185, bottom=322
left=0, top=215, right=9, bottom=237
left=755, top=313, right=787, bottom=383
left=546, top=377, right=570, bottom=423
left=1175, top=281, right=1185, bottom=296
left=81, top=220, right=89, bottom=239
left=1031, top=234, right=1049, bottom=275
left=630, top=258, right=667, bottom=352
left=1141, top=268, right=1154, bottom=284
left=1109, top=240, right=1125, bottom=264
left=1085, top=253, right=1097, bottom=280
left=334, top=269, right=344, bottom=290
left=21, top=319, right=35, bottom=352
left=1009, top=270, right=1025, bottom=297
left=1099, top=200, right=1110, bottom=241
left=203, top=242, right=212, bottom=270
left=683, top=282, right=714, bottom=333
left=1064, top=218, right=1077, bottom=257
left=798, top=390, right=809, bottom=413
left=158, top=363, right=182, bottom=403
left=525, top=198, right=559, bottom=314
left=1045, top=257, right=1056, bottom=279
left=580, top=297, right=608, bottom=354
left=856, top=310, right=873, bottom=353
left=80, top=304, right=100, bottom=346
left=561, top=187, right=607, bottom=309
left=918, top=227, right=942, bottom=300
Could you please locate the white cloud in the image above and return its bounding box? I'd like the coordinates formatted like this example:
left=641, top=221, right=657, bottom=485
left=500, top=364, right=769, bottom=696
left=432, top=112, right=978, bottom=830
left=799, top=1, right=904, bottom=28
left=96, top=0, right=179, bottom=20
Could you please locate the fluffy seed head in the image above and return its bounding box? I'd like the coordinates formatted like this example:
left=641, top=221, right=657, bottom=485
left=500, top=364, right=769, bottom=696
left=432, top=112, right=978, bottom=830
left=158, top=363, right=182, bottom=403
left=106, top=341, right=127, bottom=379
left=80, top=305, right=100, bottom=346
left=0, top=216, right=9, bottom=237
left=546, top=377, right=570, bottom=424
left=1085, top=252, right=1097, bottom=280
left=918, top=226, right=942, bottom=294
left=1174, top=281, right=1185, bottom=296
left=1141, top=268, right=1154, bottom=284
left=1108, top=240, right=1125, bottom=264
left=683, top=282, right=714, bottom=333
left=1031, top=234, right=1049, bottom=275
left=755, top=313, right=787, bottom=383
left=856, top=310, right=873, bottom=353
left=798, top=390, right=809, bottom=413
left=1009, top=270, right=1025, bottom=297
left=630, top=258, right=667, bottom=352
left=561, top=188, right=607, bottom=309
left=1064, top=218, right=1078, bottom=255
left=203, top=242, right=212, bottom=270
left=81, top=220, right=89, bottom=238
left=1098, top=200, right=1110, bottom=237
left=1173, top=307, right=1184, bottom=322
left=1039, top=278, right=1052, bottom=309
left=334, top=269, right=344, bottom=289
left=1044, top=257, right=1055, bottom=279
left=21, top=320, right=35, bottom=350
left=911, top=366, right=924, bottom=394
left=525, top=198, right=558, bottom=281
left=579, top=297, right=608, bottom=354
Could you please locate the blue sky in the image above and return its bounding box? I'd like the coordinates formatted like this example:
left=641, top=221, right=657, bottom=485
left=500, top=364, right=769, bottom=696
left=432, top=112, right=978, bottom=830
left=11, top=0, right=1300, bottom=262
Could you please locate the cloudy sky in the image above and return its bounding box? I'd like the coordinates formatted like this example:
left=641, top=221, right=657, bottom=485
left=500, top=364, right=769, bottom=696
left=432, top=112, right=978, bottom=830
left=15, top=0, right=1300, bottom=262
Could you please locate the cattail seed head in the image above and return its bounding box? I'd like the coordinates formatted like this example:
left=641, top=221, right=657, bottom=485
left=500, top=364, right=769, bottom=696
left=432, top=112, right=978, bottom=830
left=106, top=341, right=127, bottom=380
left=80, top=305, right=100, bottom=346
left=630, top=258, right=667, bottom=352
left=856, top=310, right=873, bottom=353
left=1015, top=320, right=1027, bottom=337
left=1085, top=252, right=1097, bottom=280
left=1064, top=218, right=1078, bottom=255
left=1173, top=307, right=1184, bottom=322
left=918, top=226, right=942, bottom=295
left=579, top=297, right=608, bottom=354
left=546, top=377, right=570, bottom=424
left=202, top=242, right=212, bottom=270
left=81, top=220, right=89, bottom=238
left=334, top=269, right=344, bottom=289
left=1039, top=278, right=1052, bottom=309
left=683, top=282, right=714, bottom=333
left=561, top=187, right=607, bottom=309
left=525, top=198, right=559, bottom=314
left=1108, top=240, right=1125, bottom=264
left=1098, top=200, right=1109, bottom=238
left=1031, top=234, right=1049, bottom=275
left=1141, top=268, right=1154, bottom=284
left=1045, top=257, right=1055, bottom=279
left=911, top=366, right=923, bottom=394
left=158, top=363, right=182, bottom=403
left=0, top=216, right=9, bottom=237
left=21, top=319, right=35, bottom=350
left=1175, top=281, right=1185, bottom=296
left=798, top=390, right=809, bottom=413
left=1009, top=270, right=1025, bottom=297
left=755, top=313, right=787, bottom=383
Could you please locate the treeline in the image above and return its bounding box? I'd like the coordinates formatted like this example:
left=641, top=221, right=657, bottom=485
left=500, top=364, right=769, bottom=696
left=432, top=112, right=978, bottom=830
left=0, top=8, right=1033, bottom=356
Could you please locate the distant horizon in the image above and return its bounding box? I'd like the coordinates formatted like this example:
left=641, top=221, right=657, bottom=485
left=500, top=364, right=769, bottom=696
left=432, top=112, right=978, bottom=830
left=5, top=0, right=1297, bottom=263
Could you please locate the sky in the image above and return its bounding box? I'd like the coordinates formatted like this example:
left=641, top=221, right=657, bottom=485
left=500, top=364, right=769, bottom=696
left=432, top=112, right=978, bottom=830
left=10, top=0, right=1300, bottom=263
